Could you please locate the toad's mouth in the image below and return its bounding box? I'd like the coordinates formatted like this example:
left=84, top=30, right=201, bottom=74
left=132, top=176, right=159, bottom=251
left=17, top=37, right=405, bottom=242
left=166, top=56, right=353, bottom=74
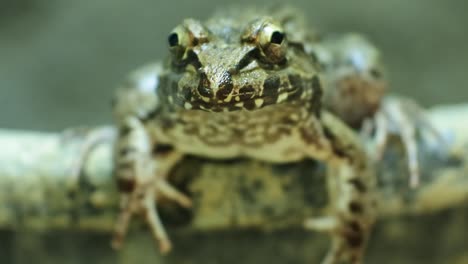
left=175, top=85, right=304, bottom=113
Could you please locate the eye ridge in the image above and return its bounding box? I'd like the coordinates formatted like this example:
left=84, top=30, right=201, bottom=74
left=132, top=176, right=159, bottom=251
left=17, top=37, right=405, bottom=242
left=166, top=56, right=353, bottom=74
left=270, top=31, right=285, bottom=44
left=168, top=33, right=179, bottom=47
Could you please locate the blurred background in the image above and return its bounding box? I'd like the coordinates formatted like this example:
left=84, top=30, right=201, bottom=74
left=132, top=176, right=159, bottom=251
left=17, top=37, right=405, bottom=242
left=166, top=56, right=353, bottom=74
left=1, top=0, right=468, bottom=263
left=0, top=0, right=467, bottom=131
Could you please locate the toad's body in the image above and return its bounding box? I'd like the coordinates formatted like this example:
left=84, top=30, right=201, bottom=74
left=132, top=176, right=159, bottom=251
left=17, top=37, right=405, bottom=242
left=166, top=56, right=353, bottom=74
left=151, top=102, right=326, bottom=162
left=111, top=8, right=384, bottom=264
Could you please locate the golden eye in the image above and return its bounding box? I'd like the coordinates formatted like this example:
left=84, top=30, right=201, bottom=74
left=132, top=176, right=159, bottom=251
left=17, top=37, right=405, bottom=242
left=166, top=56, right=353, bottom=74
left=167, top=27, right=190, bottom=62
left=257, top=21, right=287, bottom=64
left=168, top=19, right=209, bottom=63
left=242, top=18, right=287, bottom=65
left=257, top=23, right=285, bottom=45
left=270, top=31, right=285, bottom=44
left=168, top=25, right=191, bottom=48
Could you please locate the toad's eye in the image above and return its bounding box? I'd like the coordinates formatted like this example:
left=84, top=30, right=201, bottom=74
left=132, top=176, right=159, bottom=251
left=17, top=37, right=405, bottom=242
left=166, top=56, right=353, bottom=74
left=242, top=18, right=287, bottom=65
left=167, top=26, right=191, bottom=62
left=168, top=33, right=179, bottom=47
left=270, top=31, right=285, bottom=44
left=168, top=19, right=210, bottom=64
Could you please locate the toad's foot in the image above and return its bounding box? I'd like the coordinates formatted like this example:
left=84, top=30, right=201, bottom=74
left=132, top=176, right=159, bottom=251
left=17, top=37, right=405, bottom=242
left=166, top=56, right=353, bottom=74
left=364, top=96, right=444, bottom=188
left=305, top=215, right=371, bottom=264
left=111, top=176, right=192, bottom=254
left=112, top=117, right=190, bottom=253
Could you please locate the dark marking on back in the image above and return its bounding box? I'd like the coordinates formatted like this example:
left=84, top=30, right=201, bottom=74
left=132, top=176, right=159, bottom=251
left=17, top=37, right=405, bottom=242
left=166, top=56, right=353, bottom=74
left=348, top=221, right=362, bottom=233
left=348, top=179, right=367, bottom=193
left=160, top=117, right=176, bottom=131
left=322, top=126, right=353, bottom=162
left=281, top=116, right=298, bottom=126
left=346, top=232, right=364, bottom=248
left=349, top=201, right=364, bottom=214
left=310, top=75, right=323, bottom=117
left=288, top=74, right=302, bottom=89
left=299, top=126, right=318, bottom=145
left=153, top=144, right=174, bottom=155
left=117, top=178, right=136, bottom=193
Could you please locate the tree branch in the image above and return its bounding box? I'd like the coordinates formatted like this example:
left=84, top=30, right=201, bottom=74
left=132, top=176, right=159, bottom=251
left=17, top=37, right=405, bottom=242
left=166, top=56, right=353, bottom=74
left=0, top=104, right=467, bottom=234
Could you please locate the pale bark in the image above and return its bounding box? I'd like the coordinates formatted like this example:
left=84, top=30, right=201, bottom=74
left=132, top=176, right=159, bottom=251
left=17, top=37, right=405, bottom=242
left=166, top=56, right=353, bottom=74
left=0, top=104, right=467, bottom=232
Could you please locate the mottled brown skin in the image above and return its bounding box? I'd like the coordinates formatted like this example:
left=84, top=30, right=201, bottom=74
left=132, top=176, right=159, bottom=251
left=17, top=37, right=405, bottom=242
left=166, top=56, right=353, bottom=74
left=312, top=34, right=387, bottom=129
left=311, top=33, right=440, bottom=188
left=112, top=9, right=376, bottom=264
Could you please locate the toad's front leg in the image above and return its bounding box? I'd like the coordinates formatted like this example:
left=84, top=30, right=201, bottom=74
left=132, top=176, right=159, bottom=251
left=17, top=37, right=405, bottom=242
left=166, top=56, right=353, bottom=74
left=369, top=96, right=445, bottom=188
left=112, top=116, right=191, bottom=253
left=303, top=112, right=376, bottom=264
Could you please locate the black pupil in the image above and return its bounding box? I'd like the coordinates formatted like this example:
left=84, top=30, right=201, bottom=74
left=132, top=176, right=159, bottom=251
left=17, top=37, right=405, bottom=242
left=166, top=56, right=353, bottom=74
left=168, top=33, right=179, bottom=47
left=270, top=31, right=284, bottom=44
